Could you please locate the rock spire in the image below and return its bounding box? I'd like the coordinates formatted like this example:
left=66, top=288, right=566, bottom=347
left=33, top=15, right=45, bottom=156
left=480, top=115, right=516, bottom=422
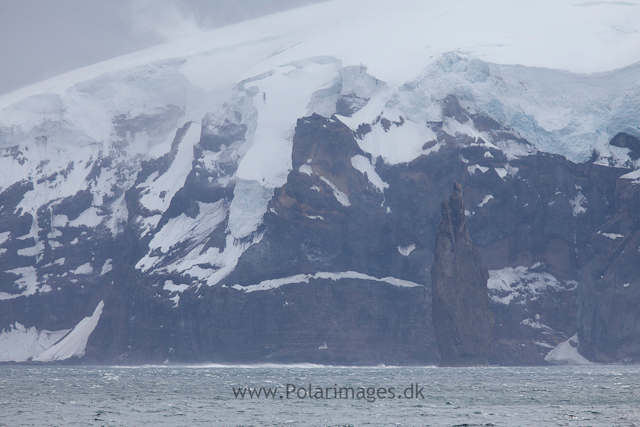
left=431, top=182, right=494, bottom=366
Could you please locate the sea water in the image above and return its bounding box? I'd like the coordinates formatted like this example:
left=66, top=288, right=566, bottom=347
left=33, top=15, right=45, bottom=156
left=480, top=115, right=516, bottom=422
left=1, top=365, right=639, bottom=426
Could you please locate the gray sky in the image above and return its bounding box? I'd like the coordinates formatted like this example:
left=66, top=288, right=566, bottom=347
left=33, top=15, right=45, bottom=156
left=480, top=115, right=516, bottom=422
left=0, top=0, right=326, bottom=96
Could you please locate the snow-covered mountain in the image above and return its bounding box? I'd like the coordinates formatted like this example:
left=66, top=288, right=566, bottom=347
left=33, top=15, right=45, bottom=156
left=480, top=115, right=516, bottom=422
left=2, top=0, right=640, bottom=365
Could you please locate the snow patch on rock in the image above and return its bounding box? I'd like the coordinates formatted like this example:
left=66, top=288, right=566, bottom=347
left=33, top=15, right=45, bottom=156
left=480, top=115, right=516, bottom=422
left=351, top=155, right=388, bottom=192
left=545, top=334, right=593, bottom=365
left=488, top=265, right=576, bottom=305
left=468, top=164, right=489, bottom=175
left=0, top=267, right=39, bottom=300
left=0, top=323, right=71, bottom=362
left=0, top=231, right=10, bottom=245
left=69, top=207, right=103, bottom=228
left=231, top=271, right=422, bottom=293
left=397, top=244, right=416, bottom=257
left=319, top=176, right=351, bottom=207
left=495, top=168, right=508, bottom=179
left=570, top=192, right=587, bottom=216
left=299, top=164, right=313, bottom=176
left=478, top=195, right=494, bottom=207
left=599, top=231, right=624, bottom=240
left=163, top=280, right=190, bottom=307
left=100, top=259, right=113, bottom=275
left=139, top=122, right=201, bottom=214
left=620, top=168, right=640, bottom=183
left=348, top=115, right=439, bottom=165
left=34, top=301, right=104, bottom=362
left=72, top=262, right=93, bottom=275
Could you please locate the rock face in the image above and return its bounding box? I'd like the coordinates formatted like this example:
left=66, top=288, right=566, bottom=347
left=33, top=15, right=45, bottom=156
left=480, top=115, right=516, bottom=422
left=432, top=183, right=494, bottom=366
left=0, top=96, right=633, bottom=366
left=578, top=172, right=640, bottom=363
left=2, top=45, right=640, bottom=366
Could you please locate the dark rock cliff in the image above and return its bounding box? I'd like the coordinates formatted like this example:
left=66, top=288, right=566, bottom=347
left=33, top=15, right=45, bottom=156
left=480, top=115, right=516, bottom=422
left=2, top=94, right=640, bottom=366
left=578, top=172, right=640, bottom=363
left=431, top=182, right=494, bottom=366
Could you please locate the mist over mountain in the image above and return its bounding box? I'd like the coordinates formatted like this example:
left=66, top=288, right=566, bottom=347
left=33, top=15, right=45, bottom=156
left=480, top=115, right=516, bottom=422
left=0, top=0, right=326, bottom=96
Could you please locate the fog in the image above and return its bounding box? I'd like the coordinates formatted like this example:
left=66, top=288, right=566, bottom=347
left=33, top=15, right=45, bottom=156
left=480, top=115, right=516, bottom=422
left=0, top=0, right=326, bottom=95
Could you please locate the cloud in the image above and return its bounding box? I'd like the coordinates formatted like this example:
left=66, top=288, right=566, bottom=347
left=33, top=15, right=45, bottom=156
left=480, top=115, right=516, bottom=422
left=127, top=0, right=328, bottom=41
left=0, top=0, right=326, bottom=95
left=128, top=0, right=205, bottom=41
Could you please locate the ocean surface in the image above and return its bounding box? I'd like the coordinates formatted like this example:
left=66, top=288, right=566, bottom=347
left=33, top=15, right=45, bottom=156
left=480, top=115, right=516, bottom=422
left=1, top=364, right=639, bottom=426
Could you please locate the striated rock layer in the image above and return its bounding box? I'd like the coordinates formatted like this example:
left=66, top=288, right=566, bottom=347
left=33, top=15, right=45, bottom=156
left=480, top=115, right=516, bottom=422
left=432, top=183, right=494, bottom=366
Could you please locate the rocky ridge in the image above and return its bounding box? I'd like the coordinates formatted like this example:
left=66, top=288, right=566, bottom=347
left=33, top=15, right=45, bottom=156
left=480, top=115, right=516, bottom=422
left=432, top=182, right=494, bottom=366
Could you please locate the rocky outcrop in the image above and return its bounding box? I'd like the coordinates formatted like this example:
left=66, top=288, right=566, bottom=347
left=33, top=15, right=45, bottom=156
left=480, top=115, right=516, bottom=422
left=0, top=90, right=636, bottom=366
left=578, top=172, right=640, bottom=363
left=432, top=183, right=494, bottom=366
